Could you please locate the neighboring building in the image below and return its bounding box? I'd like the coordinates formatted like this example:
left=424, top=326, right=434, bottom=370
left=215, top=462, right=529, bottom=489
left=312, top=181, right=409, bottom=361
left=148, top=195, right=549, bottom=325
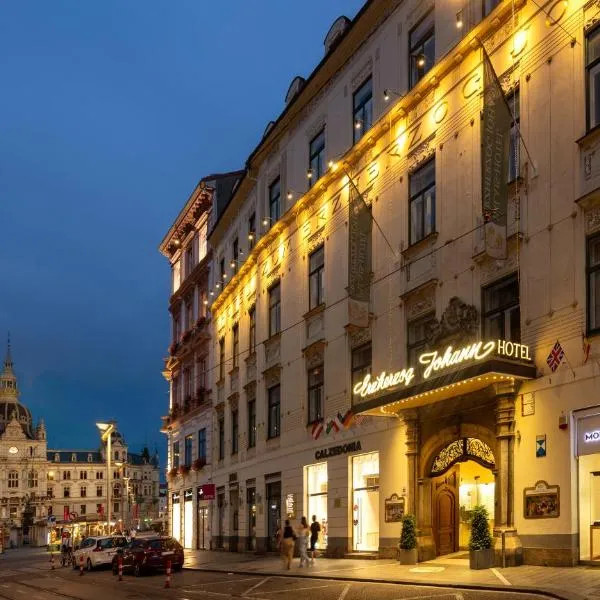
left=0, top=342, right=160, bottom=547
left=160, top=0, right=600, bottom=567
left=160, top=172, right=243, bottom=550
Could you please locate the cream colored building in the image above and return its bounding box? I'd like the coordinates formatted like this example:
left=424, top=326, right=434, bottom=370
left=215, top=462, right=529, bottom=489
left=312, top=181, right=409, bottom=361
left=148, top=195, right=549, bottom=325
left=163, top=0, right=600, bottom=566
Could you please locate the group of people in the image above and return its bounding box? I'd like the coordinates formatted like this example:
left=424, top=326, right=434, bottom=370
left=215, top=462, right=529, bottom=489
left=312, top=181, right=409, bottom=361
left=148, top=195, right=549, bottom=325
left=276, top=515, right=321, bottom=570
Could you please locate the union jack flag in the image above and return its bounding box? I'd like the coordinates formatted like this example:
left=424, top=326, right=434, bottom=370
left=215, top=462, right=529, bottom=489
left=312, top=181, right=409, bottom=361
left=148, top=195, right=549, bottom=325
left=547, top=341, right=565, bottom=372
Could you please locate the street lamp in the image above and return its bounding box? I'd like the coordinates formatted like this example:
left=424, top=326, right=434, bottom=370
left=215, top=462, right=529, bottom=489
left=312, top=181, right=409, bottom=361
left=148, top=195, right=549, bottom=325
left=96, top=422, right=115, bottom=534
left=114, top=461, right=131, bottom=530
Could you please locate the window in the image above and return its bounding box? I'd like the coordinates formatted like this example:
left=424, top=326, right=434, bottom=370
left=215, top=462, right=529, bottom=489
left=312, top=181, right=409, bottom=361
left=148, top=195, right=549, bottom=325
left=197, top=357, right=207, bottom=390
left=409, top=11, right=435, bottom=88
left=588, top=26, right=600, bottom=130
left=199, top=225, right=208, bottom=262
left=269, top=283, right=281, bottom=337
left=184, top=435, right=193, bottom=467
left=185, top=244, right=194, bottom=276
left=172, top=441, right=180, bottom=470
left=47, top=472, right=55, bottom=481
left=219, top=338, right=225, bottom=381
left=269, top=177, right=281, bottom=224
left=63, top=471, right=71, bottom=481
left=232, top=238, right=239, bottom=274
left=8, top=471, right=18, bottom=489
left=248, top=212, right=256, bottom=250
left=409, top=158, right=436, bottom=245
left=407, top=313, right=436, bottom=366
left=113, top=502, right=120, bottom=513
left=87, top=454, right=92, bottom=462
left=80, top=486, right=87, bottom=498
left=483, top=0, right=501, bottom=17
left=309, top=128, right=326, bottom=185
left=308, top=364, right=324, bottom=424
left=97, top=486, right=102, bottom=497
left=198, top=428, right=206, bottom=460
left=267, top=385, right=281, bottom=439
left=64, top=487, right=70, bottom=498
left=249, top=306, right=256, bottom=354
left=248, top=397, right=257, bottom=448
left=220, top=258, right=226, bottom=284
left=96, top=472, right=103, bottom=480
left=186, top=297, right=194, bottom=331
left=588, top=234, right=600, bottom=332
left=80, top=471, right=87, bottom=480
left=507, top=89, right=520, bottom=182
left=232, top=324, right=239, bottom=369
left=309, top=245, right=325, bottom=310
left=172, top=376, right=180, bottom=407
left=184, top=366, right=192, bottom=400
left=482, top=273, right=520, bottom=341
left=48, top=487, right=54, bottom=499
left=173, top=314, right=181, bottom=343
left=231, top=410, right=239, bottom=455
left=218, top=418, right=225, bottom=460
left=351, top=343, right=372, bottom=394
left=114, top=450, right=119, bottom=461
left=28, top=471, right=38, bottom=488
left=80, top=505, right=87, bottom=516
left=353, top=77, right=373, bottom=144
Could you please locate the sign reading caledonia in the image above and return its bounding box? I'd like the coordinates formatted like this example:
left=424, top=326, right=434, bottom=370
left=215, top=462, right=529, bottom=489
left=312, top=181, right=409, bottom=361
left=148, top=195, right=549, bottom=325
left=315, top=441, right=362, bottom=460
left=353, top=339, right=531, bottom=399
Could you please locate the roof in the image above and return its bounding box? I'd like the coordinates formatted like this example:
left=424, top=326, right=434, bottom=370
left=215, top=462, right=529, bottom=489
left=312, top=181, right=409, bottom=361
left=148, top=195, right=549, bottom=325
left=47, top=451, right=103, bottom=463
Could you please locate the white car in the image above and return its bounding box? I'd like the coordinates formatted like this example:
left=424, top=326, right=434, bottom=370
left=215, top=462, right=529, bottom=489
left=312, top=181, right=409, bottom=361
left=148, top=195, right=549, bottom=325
left=73, top=536, right=128, bottom=570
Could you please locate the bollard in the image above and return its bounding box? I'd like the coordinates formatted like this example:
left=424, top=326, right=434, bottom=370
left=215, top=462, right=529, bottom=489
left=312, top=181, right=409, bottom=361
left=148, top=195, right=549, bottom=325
left=50, top=552, right=55, bottom=570
left=79, top=554, right=84, bottom=576
left=118, top=556, right=123, bottom=581
left=165, top=559, right=171, bottom=589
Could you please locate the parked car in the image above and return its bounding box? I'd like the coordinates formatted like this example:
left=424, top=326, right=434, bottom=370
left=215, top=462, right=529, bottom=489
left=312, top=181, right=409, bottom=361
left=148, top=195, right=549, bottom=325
left=112, top=536, right=184, bottom=577
left=72, top=535, right=128, bottom=570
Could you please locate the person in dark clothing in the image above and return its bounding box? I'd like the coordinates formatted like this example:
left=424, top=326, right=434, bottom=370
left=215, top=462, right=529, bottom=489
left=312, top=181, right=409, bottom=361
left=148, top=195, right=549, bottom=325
left=309, top=515, right=321, bottom=564
left=281, top=519, right=296, bottom=570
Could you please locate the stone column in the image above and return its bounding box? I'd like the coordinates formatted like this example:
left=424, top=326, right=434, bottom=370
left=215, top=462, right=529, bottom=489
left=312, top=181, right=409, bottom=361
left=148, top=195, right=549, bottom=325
left=403, top=410, right=419, bottom=517
left=493, top=381, right=522, bottom=566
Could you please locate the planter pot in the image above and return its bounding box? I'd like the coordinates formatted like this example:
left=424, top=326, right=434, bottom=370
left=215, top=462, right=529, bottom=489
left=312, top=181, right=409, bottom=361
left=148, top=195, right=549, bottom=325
left=398, top=547, right=418, bottom=565
left=469, top=547, right=495, bottom=570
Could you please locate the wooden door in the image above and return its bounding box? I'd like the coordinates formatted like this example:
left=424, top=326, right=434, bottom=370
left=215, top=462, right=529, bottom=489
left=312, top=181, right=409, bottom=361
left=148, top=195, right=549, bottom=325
left=433, top=470, right=458, bottom=556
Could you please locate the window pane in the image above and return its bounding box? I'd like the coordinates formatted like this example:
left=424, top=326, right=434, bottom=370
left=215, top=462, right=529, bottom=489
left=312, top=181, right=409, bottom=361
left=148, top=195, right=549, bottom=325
left=590, top=237, right=600, bottom=267
left=424, top=187, right=435, bottom=237
left=353, top=78, right=372, bottom=110
left=410, top=196, right=423, bottom=245
left=588, top=28, right=600, bottom=65
left=591, top=63, right=600, bottom=130
left=309, top=246, right=324, bottom=271
left=410, top=159, right=435, bottom=196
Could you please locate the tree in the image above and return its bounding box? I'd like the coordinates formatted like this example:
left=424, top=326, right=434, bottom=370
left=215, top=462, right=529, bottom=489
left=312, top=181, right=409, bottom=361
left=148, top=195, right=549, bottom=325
left=399, top=514, right=417, bottom=550
left=469, top=505, right=493, bottom=551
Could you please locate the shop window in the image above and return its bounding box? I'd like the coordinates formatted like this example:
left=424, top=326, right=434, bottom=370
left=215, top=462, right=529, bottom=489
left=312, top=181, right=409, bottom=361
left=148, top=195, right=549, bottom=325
left=268, top=385, right=281, bottom=439
left=409, top=158, right=436, bottom=245
left=218, top=418, right=225, bottom=460
left=309, top=128, right=326, bottom=186
left=587, top=25, right=600, bottom=131
left=482, top=273, right=520, bottom=341
left=407, top=313, right=435, bottom=367
left=171, top=493, right=181, bottom=543
left=351, top=343, right=372, bottom=397
left=231, top=410, right=239, bottom=455
left=587, top=234, right=600, bottom=334
left=307, top=364, right=324, bottom=424
left=409, top=10, right=435, bottom=88
left=269, top=283, right=281, bottom=337
left=184, top=435, right=193, bottom=467
left=353, top=77, right=373, bottom=144
left=248, top=398, right=257, bottom=448
left=352, top=452, right=380, bottom=552
left=309, top=245, right=325, bottom=310
left=306, top=463, right=328, bottom=549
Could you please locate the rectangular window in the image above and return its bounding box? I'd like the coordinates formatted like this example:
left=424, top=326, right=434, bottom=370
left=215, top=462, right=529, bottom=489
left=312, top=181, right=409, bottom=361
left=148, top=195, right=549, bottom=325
left=48, top=487, right=54, bottom=498
left=64, top=487, right=70, bottom=498
left=173, top=314, right=181, bottom=343
left=197, top=357, right=207, bottom=390
left=309, top=128, right=326, bottom=185
left=588, top=27, right=600, bottom=130
left=410, top=10, right=435, bottom=88
left=198, top=224, right=208, bottom=262
left=308, top=364, right=324, bottom=424
left=269, top=177, right=281, bottom=225
left=232, top=324, right=239, bottom=369
left=353, top=77, right=373, bottom=144
left=113, top=502, right=120, bottom=514
left=482, top=273, right=520, bottom=341
left=198, top=428, right=206, bottom=460
left=219, top=338, right=225, bottom=381
left=96, top=472, right=103, bottom=480
left=351, top=343, right=372, bottom=396
left=185, top=244, right=194, bottom=276
left=80, top=504, right=86, bottom=515
left=588, top=234, right=600, bottom=333
left=248, top=306, right=256, bottom=354
left=269, top=283, right=281, bottom=337
left=80, top=486, right=87, bottom=498
left=231, top=410, right=239, bottom=455
left=483, top=0, right=501, bottom=17
left=79, top=471, right=87, bottom=480
left=186, top=297, right=194, bottom=331
left=96, top=486, right=102, bottom=497
left=218, top=418, right=225, bottom=460
left=268, top=385, right=281, bottom=439
left=409, top=158, right=436, bottom=245
left=232, top=237, right=239, bottom=274
left=309, top=245, right=325, bottom=310
left=248, top=397, right=257, bottom=448
left=63, top=471, right=71, bottom=481
left=172, top=442, right=180, bottom=470
left=183, top=367, right=192, bottom=400
left=407, top=313, right=435, bottom=368
left=248, top=212, right=256, bottom=250
left=184, top=434, right=193, bottom=467
left=8, top=472, right=18, bottom=489
left=507, top=89, right=520, bottom=182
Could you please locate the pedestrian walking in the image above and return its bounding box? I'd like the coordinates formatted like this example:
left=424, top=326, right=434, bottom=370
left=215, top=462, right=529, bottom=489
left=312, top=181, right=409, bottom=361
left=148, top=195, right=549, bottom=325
left=297, top=516, right=310, bottom=568
left=280, top=520, right=296, bottom=570
left=309, top=515, right=321, bottom=565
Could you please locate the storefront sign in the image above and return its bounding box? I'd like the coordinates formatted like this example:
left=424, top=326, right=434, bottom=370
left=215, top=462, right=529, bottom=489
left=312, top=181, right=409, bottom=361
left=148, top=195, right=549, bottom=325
left=353, top=339, right=531, bottom=399
left=197, top=484, right=216, bottom=500
left=575, top=411, right=600, bottom=456
left=315, top=440, right=362, bottom=460
left=285, top=493, right=295, bottom=518
left=584, top=430, right=600, bottom=443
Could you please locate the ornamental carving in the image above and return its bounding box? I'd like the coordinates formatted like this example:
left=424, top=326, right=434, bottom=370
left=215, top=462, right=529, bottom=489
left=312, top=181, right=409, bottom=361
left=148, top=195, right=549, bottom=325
left=408, top=135, right=435, bottom=172
left=245, top=352, right=257, bottom=384
left=303, top=340, right=325, bottom=369
left=483, top=16, right=518, bottom=54
left=264, top=335, right=281, bottom=370
left=426, top=297, right=479, bottom=347
left=349, top=326, right=371, bottom=349
left=430, top=437, right=495, bottom=477
left=585, top=206, right=600, bottom=235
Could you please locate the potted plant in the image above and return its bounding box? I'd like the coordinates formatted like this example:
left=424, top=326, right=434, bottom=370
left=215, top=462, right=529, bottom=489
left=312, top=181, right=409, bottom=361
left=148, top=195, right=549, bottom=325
left=469, top=505, right=495, bottom=569
left=167, top=467, right=178, bottom=480
left=192, top=457, right=206, bottom=472
left=179, top=464, right=190, bottom=476
left=398, top=514, right=418, bottom=564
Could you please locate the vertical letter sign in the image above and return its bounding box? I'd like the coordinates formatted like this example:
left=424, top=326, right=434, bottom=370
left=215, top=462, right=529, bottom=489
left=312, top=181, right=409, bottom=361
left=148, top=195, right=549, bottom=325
left=348, top=186, right=372, bottom=327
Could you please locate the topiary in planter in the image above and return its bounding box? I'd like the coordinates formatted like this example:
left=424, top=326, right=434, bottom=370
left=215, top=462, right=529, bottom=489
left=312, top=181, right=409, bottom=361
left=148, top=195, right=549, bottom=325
left=469, top=504, right=494, bottom=569
left=398, top=514, right=418, bottom=564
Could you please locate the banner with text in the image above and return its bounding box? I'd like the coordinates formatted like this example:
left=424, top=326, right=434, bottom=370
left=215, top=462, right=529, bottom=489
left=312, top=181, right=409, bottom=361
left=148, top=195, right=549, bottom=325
left=481, top=48, right=511, bottom=260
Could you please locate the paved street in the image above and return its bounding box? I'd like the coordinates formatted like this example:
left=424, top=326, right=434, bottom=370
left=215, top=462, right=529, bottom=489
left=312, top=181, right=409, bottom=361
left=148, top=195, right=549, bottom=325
left=0, top=549, right=560, bottom=600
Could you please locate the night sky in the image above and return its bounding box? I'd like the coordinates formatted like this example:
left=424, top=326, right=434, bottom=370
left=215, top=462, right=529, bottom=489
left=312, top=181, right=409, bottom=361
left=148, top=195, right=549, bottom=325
left=0, top=1, right=364, bottom=466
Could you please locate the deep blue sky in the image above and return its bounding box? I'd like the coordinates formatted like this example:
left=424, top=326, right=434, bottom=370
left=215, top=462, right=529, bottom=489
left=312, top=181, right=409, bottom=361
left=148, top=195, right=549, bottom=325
left=0, top=1, right=364, bottom=464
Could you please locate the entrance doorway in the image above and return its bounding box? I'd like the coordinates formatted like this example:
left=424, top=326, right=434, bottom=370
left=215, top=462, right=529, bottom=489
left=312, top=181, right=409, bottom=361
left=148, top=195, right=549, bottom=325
left=197, top=506, right=209, bottom=550
left=266, top=481, right=281, bottom=551
left=433, top=472, right=457, bottom=555
left=352, top=452, right=380, bottom=552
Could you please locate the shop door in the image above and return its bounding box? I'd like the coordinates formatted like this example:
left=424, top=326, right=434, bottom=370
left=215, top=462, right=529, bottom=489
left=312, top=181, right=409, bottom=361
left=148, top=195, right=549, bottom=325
left=197, top=507, right=209, bottom=550
left=433, top=471, right=458, bottom=556
left=247, top=488, right=256, bottom=551
left=266, top=481, right=281, bottom=551
left=229, top=489, right=239, bottom=552
left=217, top=493, right=225, bottom=549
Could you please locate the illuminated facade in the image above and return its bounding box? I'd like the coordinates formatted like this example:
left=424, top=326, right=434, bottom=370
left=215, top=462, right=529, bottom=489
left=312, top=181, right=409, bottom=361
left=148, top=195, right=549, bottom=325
left=159, top=0, right=600, bottom=566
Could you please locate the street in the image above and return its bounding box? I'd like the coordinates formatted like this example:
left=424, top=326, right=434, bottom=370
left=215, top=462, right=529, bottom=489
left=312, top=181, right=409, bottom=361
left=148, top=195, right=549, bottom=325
left=0, top=550, right=556, bottom=600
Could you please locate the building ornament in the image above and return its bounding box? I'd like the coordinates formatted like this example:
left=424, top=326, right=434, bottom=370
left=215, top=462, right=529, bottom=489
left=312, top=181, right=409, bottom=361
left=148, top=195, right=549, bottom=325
left=430, top=437, right=495, bottom=477
left=426, top=297, right=479, bottom=347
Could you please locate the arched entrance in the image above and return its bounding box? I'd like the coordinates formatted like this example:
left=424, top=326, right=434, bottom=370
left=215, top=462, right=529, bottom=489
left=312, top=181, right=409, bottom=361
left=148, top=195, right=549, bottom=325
left=430, top=438, right=495, bottom=556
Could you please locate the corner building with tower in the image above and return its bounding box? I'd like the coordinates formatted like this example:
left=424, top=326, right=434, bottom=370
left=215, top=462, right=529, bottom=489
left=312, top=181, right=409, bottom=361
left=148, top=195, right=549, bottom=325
left=162, top=0, right=600, bottom=566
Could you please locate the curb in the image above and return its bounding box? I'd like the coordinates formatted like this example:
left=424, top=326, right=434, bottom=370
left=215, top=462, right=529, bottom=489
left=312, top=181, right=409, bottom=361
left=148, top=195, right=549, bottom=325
left=183, top=565, right=580, bottom=600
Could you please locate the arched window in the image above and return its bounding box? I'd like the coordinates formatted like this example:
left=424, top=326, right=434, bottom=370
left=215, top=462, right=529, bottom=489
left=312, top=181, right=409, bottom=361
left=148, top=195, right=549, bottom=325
left=114, top=450, right=120, bottom=461
left=8, top=471, right=18, bottom=489
left=54, top=453, right=60, bottom=462
left=71, top=453, right=77, bottom=462
left=87, top=454, right=92, bottom=462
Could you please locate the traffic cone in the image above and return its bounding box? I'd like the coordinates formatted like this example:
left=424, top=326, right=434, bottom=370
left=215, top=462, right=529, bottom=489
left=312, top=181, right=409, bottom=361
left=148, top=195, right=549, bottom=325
left=118, top=556, right=123, bottom=582
left=165, top=559, right=171, bottom=588
left=79, top=554, right=84, bottom=576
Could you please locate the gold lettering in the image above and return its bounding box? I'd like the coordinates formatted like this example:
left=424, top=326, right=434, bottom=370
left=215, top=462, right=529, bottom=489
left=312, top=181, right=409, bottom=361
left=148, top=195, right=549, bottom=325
left=408, top=122, right=422, bottom=149
left=463, top=72, right=481, bottom=99
left=332, top=193, right=342, bottom=215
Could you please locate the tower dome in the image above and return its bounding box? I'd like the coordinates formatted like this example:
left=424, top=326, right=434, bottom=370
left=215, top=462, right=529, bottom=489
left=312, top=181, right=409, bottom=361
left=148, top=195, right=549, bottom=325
left=0, top=334, right=33, bottom=439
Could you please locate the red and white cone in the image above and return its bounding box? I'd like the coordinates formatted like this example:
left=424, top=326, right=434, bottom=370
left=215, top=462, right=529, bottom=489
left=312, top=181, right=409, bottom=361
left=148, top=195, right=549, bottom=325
left=165, top=559, right=171, bottom=589
left=118, top=556, right=123, bottom=581
left=50, top=553, right=55, bottom=570
left=79, top=554, right=84, bottom=576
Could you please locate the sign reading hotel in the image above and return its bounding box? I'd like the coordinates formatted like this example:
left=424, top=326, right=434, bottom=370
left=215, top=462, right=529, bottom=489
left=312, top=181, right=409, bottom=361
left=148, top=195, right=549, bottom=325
left=353, top=339, right=531, bottom=400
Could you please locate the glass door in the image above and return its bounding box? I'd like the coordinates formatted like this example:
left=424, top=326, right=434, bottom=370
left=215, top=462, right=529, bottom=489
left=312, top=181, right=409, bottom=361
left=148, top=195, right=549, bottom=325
left=352, top=452, right=379, bottom=552
left=183, top=489, right=193, bottom=549
left=266, top=481, right=281, bottom=551
left=197, top=506, right=209, bottom=550
left=171, top=493, right=181, bottom=542
left=247, top=488, right=256, bottom=551
left=306, top=463, right=328, bottom=549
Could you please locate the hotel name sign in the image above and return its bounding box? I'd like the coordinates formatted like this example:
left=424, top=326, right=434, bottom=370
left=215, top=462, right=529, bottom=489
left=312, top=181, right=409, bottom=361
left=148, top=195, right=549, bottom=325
left=353, top=339, right=531, bottom=400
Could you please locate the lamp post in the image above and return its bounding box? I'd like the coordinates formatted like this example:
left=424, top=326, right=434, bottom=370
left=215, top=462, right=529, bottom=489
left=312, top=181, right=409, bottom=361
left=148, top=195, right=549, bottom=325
left=114, top=461, right=131, bottom=530
left=96, top=422, right=115, bottom=534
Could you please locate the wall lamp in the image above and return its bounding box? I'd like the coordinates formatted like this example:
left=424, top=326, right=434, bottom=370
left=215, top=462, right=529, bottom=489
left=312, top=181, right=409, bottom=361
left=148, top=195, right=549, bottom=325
left=383, top=88, right=403, bottom=102
left=456, top=10, right=464, bottom=29
left=262, top=217, right=274, bottom=228
left=286, top=188, right=302, bottom=201
left=354, top=118, right=363, bottom=130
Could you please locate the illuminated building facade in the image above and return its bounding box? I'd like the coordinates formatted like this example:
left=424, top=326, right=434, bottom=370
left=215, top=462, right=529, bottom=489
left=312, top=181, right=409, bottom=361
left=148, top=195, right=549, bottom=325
left=161, top=0, right=600, bottom=566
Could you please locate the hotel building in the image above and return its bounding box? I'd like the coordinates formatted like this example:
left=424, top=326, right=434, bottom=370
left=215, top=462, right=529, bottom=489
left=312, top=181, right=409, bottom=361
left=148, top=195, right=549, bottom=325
left=163, top=0, right=600, bottom=566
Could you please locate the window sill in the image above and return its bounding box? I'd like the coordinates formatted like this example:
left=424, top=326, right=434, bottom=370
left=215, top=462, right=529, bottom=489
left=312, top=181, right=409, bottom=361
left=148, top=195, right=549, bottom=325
left=402, top=232, right=438, bottom=260
left=576, top=123, right=600, bottom=147
left=303, top=304, right=325, bottom=321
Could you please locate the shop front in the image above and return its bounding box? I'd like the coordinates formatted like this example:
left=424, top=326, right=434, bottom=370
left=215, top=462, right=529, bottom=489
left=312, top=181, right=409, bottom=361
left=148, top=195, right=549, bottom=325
left=183, top=488, right=193, bottom=549
left=196, top=484, right=214, bottom=550
left=305, top=463, right=327, bottom=550
left=171, top=492, right=181, bottom=543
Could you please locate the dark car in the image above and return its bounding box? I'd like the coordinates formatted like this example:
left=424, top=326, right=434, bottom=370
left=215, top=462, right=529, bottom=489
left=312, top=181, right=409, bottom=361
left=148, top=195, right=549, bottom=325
left=111, top=537, right=184, bottom=577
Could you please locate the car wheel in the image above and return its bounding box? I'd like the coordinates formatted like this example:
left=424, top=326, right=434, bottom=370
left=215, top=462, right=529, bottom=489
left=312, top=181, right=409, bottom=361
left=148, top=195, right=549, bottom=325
left=86, top=558, right=92, bottom=571
left=133, top=562, right=141, bottom=577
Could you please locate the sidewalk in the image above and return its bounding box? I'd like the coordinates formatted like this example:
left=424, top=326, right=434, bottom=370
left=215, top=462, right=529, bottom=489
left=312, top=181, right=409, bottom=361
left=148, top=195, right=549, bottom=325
left=184, top=550, right=600, bottom=600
